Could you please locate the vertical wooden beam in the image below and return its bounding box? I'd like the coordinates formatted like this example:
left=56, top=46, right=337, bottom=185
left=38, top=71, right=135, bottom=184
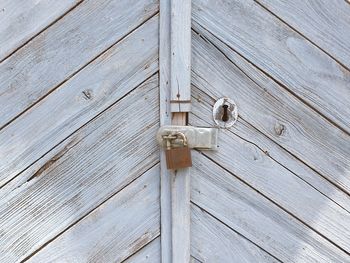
left=159, top=0, right=172, bottom=262
left=171, top=113, right=191, bottom=263
left=170, top=0, right=191, bottom=262
left=170, top=0, right=192, bottom=112
left=160, top=0, right=191, bottom=262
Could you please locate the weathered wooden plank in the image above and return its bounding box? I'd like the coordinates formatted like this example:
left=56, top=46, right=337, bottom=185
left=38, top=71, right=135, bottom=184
left=0, top=0, right=81, bottom=61
left=169, top=1, right=192, bottom=260
left=159, top=0, right=172, bottom=261
left=0, top=16, right=158, bottom=188
left=191, top=204, right=279, bottom=263
left=190, top=106, right=350, bottom=254
left=256, top=0, right=350, bottom=69
left=171, top=113, right=191, bottom=263
left=124, top=237, right=161, bottom=263
left=170, top=0, right=192, bottom=112
left=0, top=77, right=159, bottom=262
left=27, top=165, right=160, bottom=263
left=191, top=87, right=350, bottom=213
left=0, top=0, right=158, bottom=128
left=191, top=29, right=350, bottom=195
left=191, top=152, right=350, bottom=262
left=192, top=0, right=350, bottom=133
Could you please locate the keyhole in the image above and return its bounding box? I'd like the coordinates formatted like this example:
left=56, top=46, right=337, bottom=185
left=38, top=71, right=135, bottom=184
left=222, top=104, right=229, bottom=122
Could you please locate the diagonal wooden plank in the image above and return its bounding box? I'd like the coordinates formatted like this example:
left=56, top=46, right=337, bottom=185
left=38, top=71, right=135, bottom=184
left=191, top=151, right=350, bottom=262
left=0, top=0, right=158, bottom=129
left=191, top=86, right=350, bottom=213
left=191, top=204, right=279, bottom=263
left=191, top=29, right=350, bottom=195
left=123, top=236, right=161, bottom=263
left=192, top=0, right=350, bottom=133
left=256, top=0, right=350, bottom=70
left=0, top=0, right=82, bottom=62
left=0, top=15, right=158, bottom=188
left=0, top=76, right=159, bottom=262
left=27, top=165, right=160, bottom=263
left=190, top=107, right=350, bottom=254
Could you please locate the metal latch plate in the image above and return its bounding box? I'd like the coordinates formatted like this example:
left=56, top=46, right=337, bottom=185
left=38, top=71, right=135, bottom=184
left=157, top=126, right=218, bottom=150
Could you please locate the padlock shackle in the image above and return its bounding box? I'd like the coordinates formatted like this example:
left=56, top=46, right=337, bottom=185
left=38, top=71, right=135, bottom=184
left=171, top=132, right=188, bottom=146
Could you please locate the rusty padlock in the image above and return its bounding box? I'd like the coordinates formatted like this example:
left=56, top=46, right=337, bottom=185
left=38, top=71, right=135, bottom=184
left=164, top=132, right=192, bottom=170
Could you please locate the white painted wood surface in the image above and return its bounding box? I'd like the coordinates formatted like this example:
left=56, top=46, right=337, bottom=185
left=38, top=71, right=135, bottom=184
left=170, top=0, right=192, bottom=112
left=162, top=0, right=192, bottom=261
left=0, top=0, right=158, bottom=129
left=191, top=204, right=279, bottom=262
left=257, top=0, right=350, bottom=69
left=192, top=0, right=350, bottom=133
left=0, top=77, right=159, bottom=262
left=1, top=0, right=349, bottom=261
left=0, top=0, right=81, bottom=61
left=124, top=237, right=161, bottom=263
left=190, top=257, right=202, bottom=263
left=191, top=28, right=350, bottom=195
left=190, top=105, right=350, bottom=254
left=191, top=87, right=350, bottom=213
left=190, top=152, right=350, bottom=262
left=171, top=113, right=191, bottom=263
left=159, top=0, right=172, bottom=261
left=0, top=16, right=158, bottom=188
left=27, top=165, right=160, bottom=263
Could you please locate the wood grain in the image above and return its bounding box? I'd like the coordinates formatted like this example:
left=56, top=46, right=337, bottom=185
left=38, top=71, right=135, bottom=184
left=0, top=0, right=158, bottom=128
left=124, top=237, right=161, bottom=263
left=0, top=77, right=159, bottom=262
left=256, top=0, right=350, bottom=69
left=27, top=165, right=160, bottom=263
left=191, top=204, right=279, bottom=263
left=191, top=29, right=350, bottom=195
left=190, top=106, right=350, bottom=253
left=159, top=0, right=172, bottom=261
left=170, top=0, right=192, bottom=112
left=192, top=0, right=350, bottom=133
left=190, top=86, right=350, bottom=213
left=0, top=0, right=81, bottom=61
left=171, top=113, right=191, bottom=263
left=191, top=152, right=350, bottom=262
left=0, top=16, right=158, bottom=187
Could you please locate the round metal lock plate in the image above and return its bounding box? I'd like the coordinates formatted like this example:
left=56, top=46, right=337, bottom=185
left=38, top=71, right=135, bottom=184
left=213, top=97, right=238, bottom=128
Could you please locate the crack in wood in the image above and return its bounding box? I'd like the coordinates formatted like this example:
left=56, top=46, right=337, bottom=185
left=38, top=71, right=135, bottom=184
left=25, top=140, right=75, bottom=183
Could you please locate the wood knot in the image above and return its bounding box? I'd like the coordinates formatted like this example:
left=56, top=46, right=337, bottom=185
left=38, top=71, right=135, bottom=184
left=82, top=89, right=93, bottom=100
left=274, top=122, right=285, bottom=136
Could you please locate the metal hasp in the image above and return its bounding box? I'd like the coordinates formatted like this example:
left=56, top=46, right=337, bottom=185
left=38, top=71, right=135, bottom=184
left=157, top=125, right=218, bottom=150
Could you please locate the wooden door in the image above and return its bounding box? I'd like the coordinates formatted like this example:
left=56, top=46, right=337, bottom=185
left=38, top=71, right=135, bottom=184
left=1, top=0, right=350, bottom=262
left=0, top=0, right=161, bottom=262
left=189, top=0, right=350, bottom=262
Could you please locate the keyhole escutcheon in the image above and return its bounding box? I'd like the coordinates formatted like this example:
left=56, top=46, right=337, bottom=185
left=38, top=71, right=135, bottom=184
left=213, top=97, right=238, bottom=128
